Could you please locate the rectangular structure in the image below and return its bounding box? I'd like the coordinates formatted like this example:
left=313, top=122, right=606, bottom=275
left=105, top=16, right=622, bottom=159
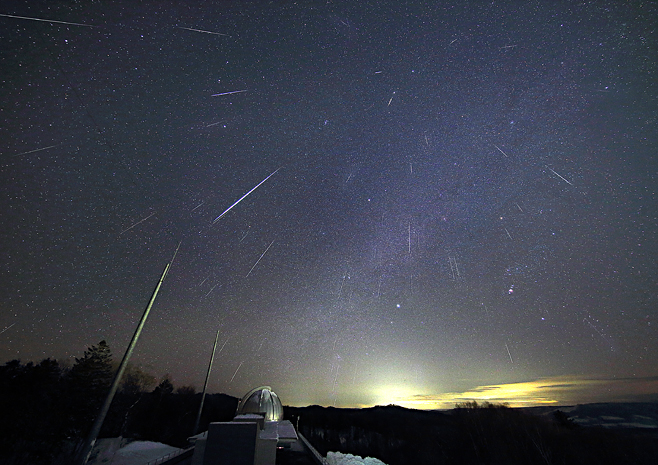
left=203, top=422, right=258, bottom=465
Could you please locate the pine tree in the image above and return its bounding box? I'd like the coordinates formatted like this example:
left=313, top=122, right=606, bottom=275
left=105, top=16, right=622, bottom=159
left=66, top=340, right=114, bottom=437
left=153, top=375, right=174, bottom=398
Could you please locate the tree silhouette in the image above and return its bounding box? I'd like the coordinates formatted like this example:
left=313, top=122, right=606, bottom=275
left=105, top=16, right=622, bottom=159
left=176, top=385, right=196, bottom=396
left=0, top=358, right=66, bottom=464
left=153, top=375, right=175, bottom=397
left=66, top=340, right=114, bottom=437
left=120, top=362, right=157, bottom=396
left=0, top=343, right=241, bottom=464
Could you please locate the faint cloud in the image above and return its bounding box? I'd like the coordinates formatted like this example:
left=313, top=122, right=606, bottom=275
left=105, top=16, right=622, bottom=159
left=386, top=375, right=658, bottom=410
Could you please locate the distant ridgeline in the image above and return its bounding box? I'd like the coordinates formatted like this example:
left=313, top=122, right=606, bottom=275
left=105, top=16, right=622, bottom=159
left=2, top=344, right=657, bottom=465
left=286, top=402, right=658, bottom=465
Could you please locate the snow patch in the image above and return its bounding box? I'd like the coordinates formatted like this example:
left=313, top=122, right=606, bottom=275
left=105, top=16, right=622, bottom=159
left=94, top=440, right=183, bottom=465
left=326, top=451, right=388, bottom=465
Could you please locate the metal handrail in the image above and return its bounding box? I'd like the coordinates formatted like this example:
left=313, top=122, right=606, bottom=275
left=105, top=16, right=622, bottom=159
left=144, top=446, right=193, bottom=465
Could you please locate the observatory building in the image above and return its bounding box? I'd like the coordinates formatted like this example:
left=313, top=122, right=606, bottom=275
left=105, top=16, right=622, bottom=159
left=236, top=386, right=285, bottom=421
left=189, top=386, right=302, bottom=465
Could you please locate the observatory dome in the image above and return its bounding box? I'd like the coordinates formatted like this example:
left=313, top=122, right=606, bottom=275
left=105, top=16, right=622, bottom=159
left=236, top=386, right=284, bottom=421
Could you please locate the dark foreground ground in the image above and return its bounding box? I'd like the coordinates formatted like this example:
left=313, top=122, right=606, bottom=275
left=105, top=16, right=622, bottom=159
left=4, top=386, right=658, bottom=465
left=285, top=402, right=658, bottom=465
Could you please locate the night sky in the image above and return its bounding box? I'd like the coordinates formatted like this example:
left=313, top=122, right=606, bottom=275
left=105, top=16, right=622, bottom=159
left=1, top=1, right=657, bottom=409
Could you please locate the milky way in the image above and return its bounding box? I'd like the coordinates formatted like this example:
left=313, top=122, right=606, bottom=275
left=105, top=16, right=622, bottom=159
left=1, top=1, right=657, bottom=408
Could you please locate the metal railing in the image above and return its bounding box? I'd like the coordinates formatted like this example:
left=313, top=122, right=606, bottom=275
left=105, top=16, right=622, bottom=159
left=298, top=432, right=327, bottom=465
left=144, top=446, right=194, bottom=465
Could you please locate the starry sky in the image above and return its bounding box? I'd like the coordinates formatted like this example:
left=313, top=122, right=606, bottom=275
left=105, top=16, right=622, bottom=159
left=1, top=1, right=657, bottom=409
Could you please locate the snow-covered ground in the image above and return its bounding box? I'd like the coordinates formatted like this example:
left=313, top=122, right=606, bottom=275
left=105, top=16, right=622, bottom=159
left=89, top=439, right=183, bottom=465
left=326, top=451, right=387, bottom=465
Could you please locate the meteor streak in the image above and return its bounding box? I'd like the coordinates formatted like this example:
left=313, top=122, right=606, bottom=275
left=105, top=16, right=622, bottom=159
left=212, top=90, right=248, bottom=97
left=0, top=323, right=15, bottom=335
left=493, top=144, right=509, bottom=158
left=408, top=222, right=411, bottom=254
left=212, top=168, right=280, bottom=223
left=217, top=338, right=229, bottom=355
left=245, top=241, right=275, bottom=278
left=178, top=26, right=230, bottom=36
left=0, top=13, right=96, bottom=27
left=12, top=144, right=59, bottom=157
left=204, top=283, right=220, bottom=298
left=230, top=361, right=243, bottom=382
left=119, top=212, right=156, bottom=235
left=548, top=167, right=573, bottom=186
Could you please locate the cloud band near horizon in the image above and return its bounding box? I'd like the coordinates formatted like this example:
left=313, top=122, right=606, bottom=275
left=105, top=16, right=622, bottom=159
left=364, top=375, right=658, bottom=409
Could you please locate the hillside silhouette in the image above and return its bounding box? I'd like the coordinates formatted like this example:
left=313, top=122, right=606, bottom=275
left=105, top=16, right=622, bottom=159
left=1, top=343, right=657, bottom=464
left=287, top=402, right=658, bottom=465
left=0, top=342, right=238, bottom=465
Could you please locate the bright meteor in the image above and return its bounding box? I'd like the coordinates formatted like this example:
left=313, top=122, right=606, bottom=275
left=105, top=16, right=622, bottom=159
left=0, top=13, right=96, bottom=27
left=212, top=168, right=281, bottom=224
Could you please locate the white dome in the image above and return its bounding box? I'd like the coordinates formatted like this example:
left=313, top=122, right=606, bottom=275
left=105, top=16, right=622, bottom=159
left=236, top=386, right=284, bottom=421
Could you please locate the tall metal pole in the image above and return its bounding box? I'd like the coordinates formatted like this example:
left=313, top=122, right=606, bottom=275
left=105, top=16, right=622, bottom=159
left=77, top=243, right=180, bottom=465
left=193, top=330, right=220, bottom=435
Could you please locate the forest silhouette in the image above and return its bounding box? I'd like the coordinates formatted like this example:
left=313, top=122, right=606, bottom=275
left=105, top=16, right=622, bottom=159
left=0, top=341, right=237, bottom=465
left=1, top=341, right=658, bottom=465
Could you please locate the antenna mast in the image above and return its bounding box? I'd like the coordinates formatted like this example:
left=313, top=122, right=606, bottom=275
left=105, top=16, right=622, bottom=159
left=194, top=330, right=221, bottom=435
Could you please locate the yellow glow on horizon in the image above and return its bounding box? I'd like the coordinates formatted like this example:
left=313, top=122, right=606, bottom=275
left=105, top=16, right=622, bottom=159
left=371, top=384, right=425, bottom=409
left=284, top=375, right=658, bottom=410
left=363, top=375, right=644, bottom=410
